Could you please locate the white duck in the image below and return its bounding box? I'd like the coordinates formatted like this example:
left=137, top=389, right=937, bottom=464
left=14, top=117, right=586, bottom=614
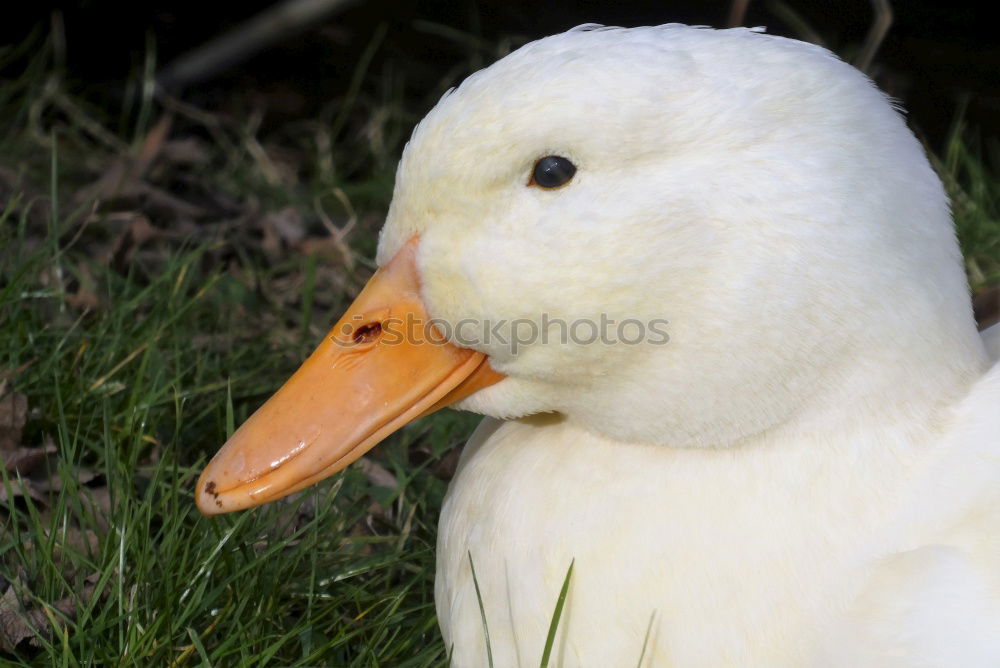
left=197, top=25, right=1000, bottom=666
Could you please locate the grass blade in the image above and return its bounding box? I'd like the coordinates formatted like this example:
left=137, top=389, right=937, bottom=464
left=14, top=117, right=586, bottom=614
left=540, top=559, right=574, bottom=668
left=636, top=610, right=656, bottom=667
left=467, top=551, right=494, bottom=668
left=225, top=377, right=235, bottom=438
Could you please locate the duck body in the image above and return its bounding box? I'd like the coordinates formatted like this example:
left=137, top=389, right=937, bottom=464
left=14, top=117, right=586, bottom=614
left=438, top=361, right=1000, bottom=665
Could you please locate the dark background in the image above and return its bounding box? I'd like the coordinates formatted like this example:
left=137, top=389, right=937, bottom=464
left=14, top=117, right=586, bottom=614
left=2, top=1, right=997, bottom=153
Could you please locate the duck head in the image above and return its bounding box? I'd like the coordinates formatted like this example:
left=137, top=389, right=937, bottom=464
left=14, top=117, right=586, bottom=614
left=197, top=25, right=985, bottom=514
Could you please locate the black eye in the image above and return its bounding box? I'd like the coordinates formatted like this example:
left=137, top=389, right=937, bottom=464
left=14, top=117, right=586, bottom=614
left=530, top=155, right=576, bottom=189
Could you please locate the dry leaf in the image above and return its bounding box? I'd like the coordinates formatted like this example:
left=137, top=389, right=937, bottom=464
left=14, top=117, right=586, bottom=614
left=161, top=138, right=210, bottom=166
left=66, top=260, right=101, bottom=311
left=0, top=578, right=35, bottom=652
left=259, top=207, right=305, bottom=259
left=0, top=166, right=47, bottom=228
left=77, top=486, right=111, bottom=533
left=73, top=115, right=172, bottom=204
left=0, top=390, right=27, bottom=452
left=0, top=478, right=48, bottom=504
left=30, top=463, right=98, bottom=493
left=138, top=183, right=210, bottom=220
left=108, top=214, right=159, bottom=271
left=1, top=442, right=57, bottom=475
left=358, top=457, right=397, bottom=489
left=0, top=575, right=98, bottom=652
left=31, top=528, right=101, bottom=565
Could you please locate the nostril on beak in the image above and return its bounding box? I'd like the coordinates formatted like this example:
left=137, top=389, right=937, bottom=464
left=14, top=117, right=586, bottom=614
left=353, top=321, right=383, bottom=345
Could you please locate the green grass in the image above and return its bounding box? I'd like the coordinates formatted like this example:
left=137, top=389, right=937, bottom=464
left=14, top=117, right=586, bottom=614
left=0, top=165, right=482, bottom=663
left=0, top=28, right=481, bottom=665
left=466, top=552, right=494, bottom=668
left=2, top=23, right=999, bottom=667
left=937, top=123, right=1000, bottom=292
left=539, top=560, right=573, bottom=668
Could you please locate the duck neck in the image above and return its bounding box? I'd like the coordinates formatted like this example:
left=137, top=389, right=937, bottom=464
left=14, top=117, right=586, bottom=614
left=744, top=327, right=988, bottom=457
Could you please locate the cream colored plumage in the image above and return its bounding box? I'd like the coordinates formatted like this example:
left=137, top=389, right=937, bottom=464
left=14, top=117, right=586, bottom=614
left=373, top=25, right=1000, bottom=665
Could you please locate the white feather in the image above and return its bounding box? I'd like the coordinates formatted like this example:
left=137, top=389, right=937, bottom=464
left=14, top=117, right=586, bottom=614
left=375, top=25, right=999, bottom=666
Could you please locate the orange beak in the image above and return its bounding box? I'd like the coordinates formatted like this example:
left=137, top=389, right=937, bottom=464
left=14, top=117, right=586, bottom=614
left=196, top=236, right=504, bottom=515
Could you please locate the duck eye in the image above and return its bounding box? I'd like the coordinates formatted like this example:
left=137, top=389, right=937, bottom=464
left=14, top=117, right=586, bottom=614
left=530, top=155, right=576, bottom=189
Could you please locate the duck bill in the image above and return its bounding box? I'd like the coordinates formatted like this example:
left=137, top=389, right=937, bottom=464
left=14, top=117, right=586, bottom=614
left=196, top=237, right=503, bottom=515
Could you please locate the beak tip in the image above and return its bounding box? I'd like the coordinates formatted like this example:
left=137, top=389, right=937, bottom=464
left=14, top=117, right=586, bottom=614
left=195, top=469, right=227, bottom=516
